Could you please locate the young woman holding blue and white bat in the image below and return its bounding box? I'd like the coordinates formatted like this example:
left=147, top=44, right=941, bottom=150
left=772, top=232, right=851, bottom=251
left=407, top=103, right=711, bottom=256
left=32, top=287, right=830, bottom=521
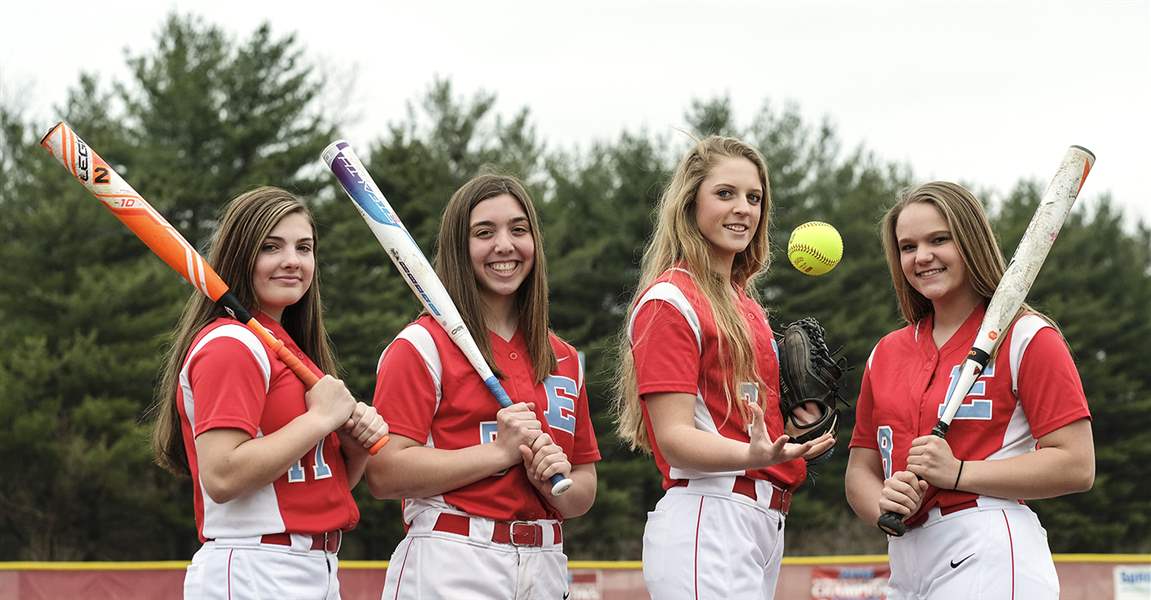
left=845, top=179, right=1096, bottom=600
left=365, top=174, right=601, bottom=599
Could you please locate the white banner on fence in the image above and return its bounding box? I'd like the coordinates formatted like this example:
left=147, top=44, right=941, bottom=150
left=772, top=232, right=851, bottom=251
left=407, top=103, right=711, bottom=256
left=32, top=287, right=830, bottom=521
left=1114, top=564, right=1151, bottom=600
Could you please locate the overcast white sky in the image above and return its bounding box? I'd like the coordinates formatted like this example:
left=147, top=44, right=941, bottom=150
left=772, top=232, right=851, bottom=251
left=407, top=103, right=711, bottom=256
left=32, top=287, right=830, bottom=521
left=3, top=0, right=1149, bottom=223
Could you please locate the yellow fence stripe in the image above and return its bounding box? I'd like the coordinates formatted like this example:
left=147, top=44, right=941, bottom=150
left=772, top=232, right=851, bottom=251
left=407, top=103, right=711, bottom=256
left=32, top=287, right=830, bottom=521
left=1053, top=554, right=1151, bottom=563
left=2, top=554, right=1147, bottom=571
left=0, top=562, right=191, bottom=571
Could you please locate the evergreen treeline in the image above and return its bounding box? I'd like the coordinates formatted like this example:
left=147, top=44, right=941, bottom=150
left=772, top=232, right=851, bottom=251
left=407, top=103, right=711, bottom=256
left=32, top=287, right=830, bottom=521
left=2, top=15, right=1148, bottom=561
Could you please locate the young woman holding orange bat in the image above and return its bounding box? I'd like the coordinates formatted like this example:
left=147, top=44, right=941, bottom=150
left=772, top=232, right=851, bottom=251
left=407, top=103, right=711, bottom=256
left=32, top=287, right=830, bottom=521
left=151, top=186, right=389, bottom=599
left=365, top=174, right=601, bottom=599
left=845, top=182, right=1095, bottom=599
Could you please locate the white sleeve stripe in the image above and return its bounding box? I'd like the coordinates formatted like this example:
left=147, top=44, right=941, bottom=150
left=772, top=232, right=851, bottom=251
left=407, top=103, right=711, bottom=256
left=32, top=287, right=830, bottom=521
left=184, top=325, right=271, bottom=392
left=1008, top=315, right=1052, bottom=394
left=179, top=325, right=271, bottom=437
left=627, top=282, right=702, bottom=353
left=383, top=324, right=443, bottom=410
left=577, top=350, right=585, bottom=391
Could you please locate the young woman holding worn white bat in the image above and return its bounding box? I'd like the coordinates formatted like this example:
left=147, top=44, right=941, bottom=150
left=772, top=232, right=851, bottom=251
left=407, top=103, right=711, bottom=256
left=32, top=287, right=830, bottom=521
left=614, top=135, right=835, bottom=600
left=845, top=182, right=1095, bottom=600
left=152, top=187, right=389, bottom=600
left=365, top=174, right=601, bottom=599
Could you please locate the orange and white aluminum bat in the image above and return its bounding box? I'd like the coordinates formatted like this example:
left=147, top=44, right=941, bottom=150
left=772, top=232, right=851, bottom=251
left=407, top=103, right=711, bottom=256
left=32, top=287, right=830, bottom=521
left=40, top=121, right=388, bottom=454
left=877, top=145, right=1095, bottom=536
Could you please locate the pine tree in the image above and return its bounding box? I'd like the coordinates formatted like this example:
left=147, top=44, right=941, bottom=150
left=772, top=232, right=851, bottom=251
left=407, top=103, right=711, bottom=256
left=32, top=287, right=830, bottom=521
left=0, top=13, right=339, bottom=560
left=994, top=187, right=1151, bottom=551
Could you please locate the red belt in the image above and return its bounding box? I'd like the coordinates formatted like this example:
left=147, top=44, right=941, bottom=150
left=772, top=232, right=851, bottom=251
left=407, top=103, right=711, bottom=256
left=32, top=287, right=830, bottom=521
left=671, top=476, right=792, bottom=515
left=904, top=498, right=1026, bottom=529
left=432, top=513, right=562, bottom=547
left=259, top=531, right=342, bottom=552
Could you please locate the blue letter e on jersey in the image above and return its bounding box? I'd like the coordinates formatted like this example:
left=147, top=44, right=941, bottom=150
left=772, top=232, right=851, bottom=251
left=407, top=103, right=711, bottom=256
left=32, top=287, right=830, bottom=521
left=543, top=375, right=577, bottom=436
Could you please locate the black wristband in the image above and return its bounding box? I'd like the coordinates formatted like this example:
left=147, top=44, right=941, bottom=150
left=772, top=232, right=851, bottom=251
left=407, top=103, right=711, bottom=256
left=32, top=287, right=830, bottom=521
left=953, top=460, right=965, bottom=490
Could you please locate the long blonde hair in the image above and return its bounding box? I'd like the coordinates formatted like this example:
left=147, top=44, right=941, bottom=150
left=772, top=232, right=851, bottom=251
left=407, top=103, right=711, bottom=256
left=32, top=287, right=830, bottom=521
left=433, top=174, right=556, bottom=382
left=614, top=136, right=772, bottom=452
left=151, top=187, right=337, bottom=475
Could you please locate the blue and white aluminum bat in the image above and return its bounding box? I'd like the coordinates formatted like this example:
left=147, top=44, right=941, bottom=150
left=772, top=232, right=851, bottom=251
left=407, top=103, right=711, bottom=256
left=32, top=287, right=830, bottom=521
left=321, top=140, right=573, bottom=496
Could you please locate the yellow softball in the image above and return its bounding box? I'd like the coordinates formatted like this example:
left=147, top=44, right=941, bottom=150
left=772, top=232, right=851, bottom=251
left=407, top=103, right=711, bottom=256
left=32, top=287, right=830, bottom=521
left=787, top=221, right=843, bottom=276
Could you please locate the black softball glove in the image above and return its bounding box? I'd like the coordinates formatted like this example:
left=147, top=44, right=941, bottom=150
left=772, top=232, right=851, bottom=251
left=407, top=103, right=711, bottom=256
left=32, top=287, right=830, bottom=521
left=777, top=317, right=847, bottom=465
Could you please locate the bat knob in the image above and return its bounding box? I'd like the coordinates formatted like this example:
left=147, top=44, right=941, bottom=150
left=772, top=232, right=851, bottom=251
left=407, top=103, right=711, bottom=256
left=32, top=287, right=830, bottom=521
left=877, top=510, right=908, bottom=536
left=549, top=475, right=574, bottom=496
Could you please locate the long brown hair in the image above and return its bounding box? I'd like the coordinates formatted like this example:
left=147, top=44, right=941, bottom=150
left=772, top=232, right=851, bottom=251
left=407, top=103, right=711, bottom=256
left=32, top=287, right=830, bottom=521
left=151, top=187, right=337, bottom=475
left=615, top=136, right=773, bottom=452
left=433, top=174, right=556, bottom=382
left=880, top=181, right=1007, bottom=324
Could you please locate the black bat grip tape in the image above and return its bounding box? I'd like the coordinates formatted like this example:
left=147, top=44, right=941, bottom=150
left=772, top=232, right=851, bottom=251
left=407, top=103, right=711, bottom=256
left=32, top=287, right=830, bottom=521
left=877, top=510, right=908, bottom=536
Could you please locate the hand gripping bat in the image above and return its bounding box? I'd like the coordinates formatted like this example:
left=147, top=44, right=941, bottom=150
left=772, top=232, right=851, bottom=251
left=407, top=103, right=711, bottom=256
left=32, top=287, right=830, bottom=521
left=877, top=145, right=1095, bottom=536
left=321, top=139, right=574, bottom=496
left=40, top=121, right=388, bottom=454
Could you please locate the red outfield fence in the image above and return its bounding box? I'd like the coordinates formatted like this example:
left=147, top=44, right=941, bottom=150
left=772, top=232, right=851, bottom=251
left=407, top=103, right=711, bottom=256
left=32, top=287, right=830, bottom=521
left=2, top=555, right=1148, bottom=599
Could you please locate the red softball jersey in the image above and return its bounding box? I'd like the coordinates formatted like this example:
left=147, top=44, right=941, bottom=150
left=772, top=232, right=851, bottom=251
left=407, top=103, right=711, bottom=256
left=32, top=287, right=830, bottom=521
left=374, top=314, right=601, bottom=523
left=850, top=303, right=1091, bottom=521
left=628, top=267, right=807, bottom=491
left=177, top=313, right=359, bottom=542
